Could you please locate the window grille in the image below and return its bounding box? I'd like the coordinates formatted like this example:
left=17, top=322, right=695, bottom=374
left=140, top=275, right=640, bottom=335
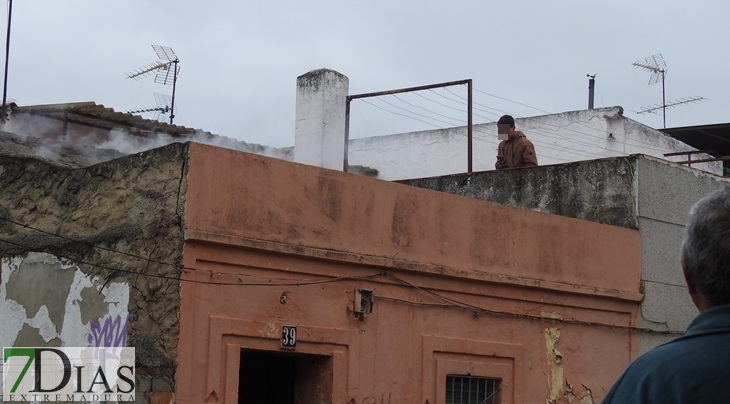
left=445, top=375, right=501, bottom=404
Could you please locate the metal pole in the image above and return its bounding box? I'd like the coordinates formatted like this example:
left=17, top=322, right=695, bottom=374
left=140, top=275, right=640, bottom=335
left=467, top=79, right=473, bottom=174
left=344, top=98, right=351, bottom=172
left=348, top=79, right=470, bottom=100
left=661, top=70, right=666, bottom=128
left=587, top=75, right=595, bottom=109
left=2, top=0, right=13, bottom=117
left=169, top=59, right=178, bottom=124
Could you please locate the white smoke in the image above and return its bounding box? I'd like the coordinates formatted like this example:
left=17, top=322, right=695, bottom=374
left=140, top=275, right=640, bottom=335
left=96, top=128, right=292, bottom=160
left=1, top=109, right=292, bottom=165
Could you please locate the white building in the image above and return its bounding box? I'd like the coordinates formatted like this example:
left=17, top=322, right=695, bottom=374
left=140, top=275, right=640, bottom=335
left=288, top=69, right=720, bottom=178
left=346, top=106, right=721, bottom=179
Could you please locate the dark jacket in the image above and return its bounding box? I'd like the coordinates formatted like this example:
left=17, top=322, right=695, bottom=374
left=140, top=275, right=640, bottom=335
left=603, top=304, right=730, bottom=403
left=497, top=130, right=537, bottom=168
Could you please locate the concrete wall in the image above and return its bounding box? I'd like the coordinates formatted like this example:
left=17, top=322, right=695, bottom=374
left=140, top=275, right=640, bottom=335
left=401, top=157, right=638, bottom=229
left=347, top=107, right=720, bottom=180
left=176, top=143, right=643, bottom=404
left=0, top=143, right=189, bottom=403
left=401, top=155, right=730, bottom=355
left=635, top=157, right=730, bottom=353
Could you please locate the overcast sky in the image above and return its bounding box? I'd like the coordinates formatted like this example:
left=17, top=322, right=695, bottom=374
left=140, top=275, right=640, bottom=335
left=5, top=1, right=728, bottom=147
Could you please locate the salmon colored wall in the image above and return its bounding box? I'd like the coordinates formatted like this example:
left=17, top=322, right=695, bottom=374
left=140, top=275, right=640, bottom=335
left=178, top=143, right=642, bottom=404
left=183, top=143, right=641, bottom=299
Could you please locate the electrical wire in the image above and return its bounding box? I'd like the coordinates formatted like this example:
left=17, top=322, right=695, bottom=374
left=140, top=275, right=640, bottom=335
left=373, top=97, right=462, bottom=127
left=0, top=216, right=178, bottom=268
left=0, top=218, right=681, bottom=335
left=595, top=83, right=606, bottom=108
left=0, top=233, right=386, bottom=287
left=473, top=87, right=551, bottom=114
left=360, top=94, right=606, bottom=161
left=382, top=273, right=683, bottom=336
left=435, top=88, right=612, bottom=156
left=391, top=93, right=465, bottom=125
left=358, top=88, right=607, bottom=160
left=471, top=86, right=687, bottom=156
left=358, top=99, right=444, bottom=130
left=357, top=87, right=618, bottom=160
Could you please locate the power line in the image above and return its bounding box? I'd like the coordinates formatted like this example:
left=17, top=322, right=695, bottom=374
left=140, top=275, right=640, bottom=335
left=391, top=93, right=464, bottom=124
left=0, top=217, right=679, bottom=335
left=383, top=273, right=682, bottom=335
left=473, top=87, right=551, bottom=114
left=0, top=234, right=386, bottom=287
left=375, top=97, right=463, bottom=127
left=357, top=84, right=694, bottom=164
left=359, top=93, right=607, bottom=161
left=358, top=98, right=444, bottom=130
left=454, top=87, right=690, bottom=157
left=0, top=216, right=178, bottom=268
left=471, top=86, right=689, bottom=155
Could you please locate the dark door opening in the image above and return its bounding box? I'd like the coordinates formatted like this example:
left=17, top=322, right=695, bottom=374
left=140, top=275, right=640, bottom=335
left=239, top=349, right=332, bottom=404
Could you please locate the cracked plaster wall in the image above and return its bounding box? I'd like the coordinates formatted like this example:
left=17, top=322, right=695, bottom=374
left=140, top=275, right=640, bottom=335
left=347, top=107, right=720, bottom=180
left=0, top=253, right=129, bottom=348
left=0, top=143, right=188, bottom=402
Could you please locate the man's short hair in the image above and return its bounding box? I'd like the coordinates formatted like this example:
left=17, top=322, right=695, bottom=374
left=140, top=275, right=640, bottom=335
left=497, top=115, right=515, bottom=127
left=680, top=186, right=730, bottom=304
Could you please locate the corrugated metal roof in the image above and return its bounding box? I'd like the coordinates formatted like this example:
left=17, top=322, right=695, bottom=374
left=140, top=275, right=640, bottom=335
left=662, top=122, right=730, bottom=158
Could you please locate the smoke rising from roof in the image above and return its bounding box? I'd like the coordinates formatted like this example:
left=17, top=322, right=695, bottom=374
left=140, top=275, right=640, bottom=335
left=1, top=112, right=291, bottom=166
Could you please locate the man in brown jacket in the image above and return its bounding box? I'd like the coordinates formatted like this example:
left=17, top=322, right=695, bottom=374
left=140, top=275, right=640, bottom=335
left=495, top=114, right=538, bottom=169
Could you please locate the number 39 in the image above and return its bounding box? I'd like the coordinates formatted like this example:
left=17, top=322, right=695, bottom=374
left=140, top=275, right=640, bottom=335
left=282, top=325, right=297, bottom=348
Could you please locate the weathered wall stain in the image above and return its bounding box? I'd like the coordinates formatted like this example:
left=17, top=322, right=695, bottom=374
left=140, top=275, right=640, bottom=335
left=0, top=253, right=130, bottom=349
left=401, top=157, right=639, bottom=229
left=87, top=313, right=131, bottom=348
left=79, top=285, right=110, bottom=324
left=545, top=327, right=564, bottom=403
left=4, top=252, right=75, bottom=333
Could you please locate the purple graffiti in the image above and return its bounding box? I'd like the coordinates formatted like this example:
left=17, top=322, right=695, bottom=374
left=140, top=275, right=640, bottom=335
left=87, top=314, right=130, bottom=348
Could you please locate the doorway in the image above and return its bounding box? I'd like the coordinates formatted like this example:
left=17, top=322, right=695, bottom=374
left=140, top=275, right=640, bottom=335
left=239, top=349, right=332, bottom=404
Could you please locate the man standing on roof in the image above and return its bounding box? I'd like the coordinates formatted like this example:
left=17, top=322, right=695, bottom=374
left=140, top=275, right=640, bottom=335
left=603, top=186, right=730, bottom=403
left=494, top=114, right=538, bottom=169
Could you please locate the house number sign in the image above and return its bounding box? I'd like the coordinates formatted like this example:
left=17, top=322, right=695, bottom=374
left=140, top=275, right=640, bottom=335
left=281, top=325, right=297, bottom=349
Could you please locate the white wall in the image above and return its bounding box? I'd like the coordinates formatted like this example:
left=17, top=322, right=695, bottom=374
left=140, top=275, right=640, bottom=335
left=346, top=107, right=721, bottom=180
left=0, top=253, right=130, bottom=349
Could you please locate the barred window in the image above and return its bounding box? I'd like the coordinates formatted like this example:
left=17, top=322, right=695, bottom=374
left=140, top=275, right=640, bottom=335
left=445, top=375, right=501, bottom=404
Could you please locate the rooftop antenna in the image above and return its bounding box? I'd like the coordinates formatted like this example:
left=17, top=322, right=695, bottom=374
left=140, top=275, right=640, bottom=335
left=632, top=53, right=667, bottom=127
left=635, top=96, right=706, bottom=116
left=587, top=74, right=596, bottom=109
left=127, top=45, right=180, bottom=124
left=128, top=92, right=176, bottom=121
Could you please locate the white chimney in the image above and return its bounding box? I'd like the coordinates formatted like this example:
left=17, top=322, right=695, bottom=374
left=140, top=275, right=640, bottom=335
left=294, top=69, right=349, bottom=171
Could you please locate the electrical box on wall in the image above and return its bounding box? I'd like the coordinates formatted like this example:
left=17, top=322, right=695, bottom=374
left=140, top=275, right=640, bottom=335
left=354, top=289, right=374, bottom=316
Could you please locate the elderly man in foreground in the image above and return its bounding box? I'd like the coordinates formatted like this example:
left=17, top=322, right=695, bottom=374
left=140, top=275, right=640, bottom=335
left=603, top=186, right=730, bottom=403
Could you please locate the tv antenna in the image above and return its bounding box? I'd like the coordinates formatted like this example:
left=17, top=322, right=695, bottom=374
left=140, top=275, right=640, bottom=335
left=635, top=96, right=706, bottom=116
left=128, top=92, right=176, bottom=121
left=127, top=45, right=180, bottom=124
left=632, top=53, right=668, bottom=127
